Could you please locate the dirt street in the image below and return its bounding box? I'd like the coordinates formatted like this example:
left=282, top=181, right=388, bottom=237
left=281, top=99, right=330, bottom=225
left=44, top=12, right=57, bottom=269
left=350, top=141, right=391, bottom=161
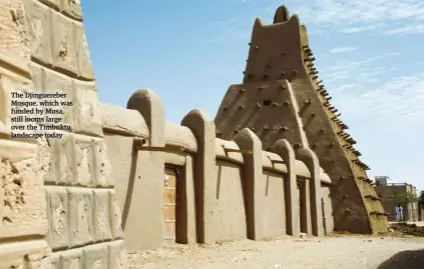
left=128, top=235, right=424, bottom=269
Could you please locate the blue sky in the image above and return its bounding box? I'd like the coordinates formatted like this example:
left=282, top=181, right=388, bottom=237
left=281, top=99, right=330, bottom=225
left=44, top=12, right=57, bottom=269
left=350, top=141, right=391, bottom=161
left=82, top=1, right=424, bottom=191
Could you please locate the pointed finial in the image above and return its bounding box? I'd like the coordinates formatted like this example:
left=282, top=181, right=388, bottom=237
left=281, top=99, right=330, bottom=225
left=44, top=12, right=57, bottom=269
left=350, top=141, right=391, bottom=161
left=274, top=6, right=290, bottom=23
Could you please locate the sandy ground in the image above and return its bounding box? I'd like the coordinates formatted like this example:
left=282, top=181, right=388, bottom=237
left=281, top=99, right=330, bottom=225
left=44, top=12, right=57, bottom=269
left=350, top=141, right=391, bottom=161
left=127, top=235, right=424, bottom=269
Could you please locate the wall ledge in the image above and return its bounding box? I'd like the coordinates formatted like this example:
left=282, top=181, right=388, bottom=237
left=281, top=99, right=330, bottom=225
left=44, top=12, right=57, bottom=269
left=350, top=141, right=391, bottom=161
left=100, top=103, right=149, bottom=138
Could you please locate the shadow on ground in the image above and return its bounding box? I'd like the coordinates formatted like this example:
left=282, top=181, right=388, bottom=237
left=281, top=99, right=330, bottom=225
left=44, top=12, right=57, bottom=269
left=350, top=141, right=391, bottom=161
left=377, top=249, right=424, bottom=269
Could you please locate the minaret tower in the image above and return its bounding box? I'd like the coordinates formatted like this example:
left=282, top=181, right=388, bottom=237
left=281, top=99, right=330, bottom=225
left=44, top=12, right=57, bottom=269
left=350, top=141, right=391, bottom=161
left=215, top=6, right=388, bottom=234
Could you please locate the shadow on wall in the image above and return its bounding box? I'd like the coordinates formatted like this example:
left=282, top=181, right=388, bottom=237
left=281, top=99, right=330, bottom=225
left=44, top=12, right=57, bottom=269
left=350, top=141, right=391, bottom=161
left=376, top=249, right=424, bottom=269
left=121, top=148, right=138, bottom=230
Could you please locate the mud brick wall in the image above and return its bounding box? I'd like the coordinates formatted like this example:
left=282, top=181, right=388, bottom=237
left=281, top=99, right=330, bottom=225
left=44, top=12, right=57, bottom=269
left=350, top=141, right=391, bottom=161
left=1, top=0, right=52, bottom=267
left=100, top=91, right=334, bottom=251
left=215, top=6, right=388, bottom=234
left=0, top=0, right=128, bottom=268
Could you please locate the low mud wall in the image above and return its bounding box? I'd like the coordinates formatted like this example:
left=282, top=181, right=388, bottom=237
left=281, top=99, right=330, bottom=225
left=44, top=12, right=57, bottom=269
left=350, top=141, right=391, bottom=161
left=101, top=89, right=333, bottom=251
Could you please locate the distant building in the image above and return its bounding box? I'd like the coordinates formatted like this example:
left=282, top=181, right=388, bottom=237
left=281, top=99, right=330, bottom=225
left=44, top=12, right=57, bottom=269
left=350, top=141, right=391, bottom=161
left=374, top=177, right=418, bottom=222
left=375, top=176, right=389, bottom=186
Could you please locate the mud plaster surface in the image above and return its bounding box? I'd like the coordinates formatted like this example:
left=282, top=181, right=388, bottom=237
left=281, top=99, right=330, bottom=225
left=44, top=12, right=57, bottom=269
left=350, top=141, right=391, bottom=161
left=128, top=236, right=424, bottom=269
left=0, top=139, right=50, bottom=236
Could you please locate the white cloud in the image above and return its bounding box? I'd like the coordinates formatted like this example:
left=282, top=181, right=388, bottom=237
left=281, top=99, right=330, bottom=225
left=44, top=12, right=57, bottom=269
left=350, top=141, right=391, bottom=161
left=408, top=62, right=424, bottom=67
left=330, top=74, right=424, bottom=131
left=383, top=52, right=401, bottom=56
left=314, top=50, right=423, bottom=132
left=340, top=24, right=383, bottom=34
left=256, top=0, right=424, bottom=35
left=203, top=0, right=424, bottom=45
left=322, top=57, right=381, bottom=75
left=297, top=0, right=424, bottom=24
left=337, top=84, right=355, bottom=90
left=385, top=24, right=424, bottom=35
left=329, top=47, right=358, bottom=54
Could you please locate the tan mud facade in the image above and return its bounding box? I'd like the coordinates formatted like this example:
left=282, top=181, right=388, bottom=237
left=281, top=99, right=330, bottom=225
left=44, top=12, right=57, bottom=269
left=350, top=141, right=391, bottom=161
left=215, top=6, right=388, bottom=234
left=101, top=98, right=334, bottom=252
left=0, top=2, right=386, bottom=269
